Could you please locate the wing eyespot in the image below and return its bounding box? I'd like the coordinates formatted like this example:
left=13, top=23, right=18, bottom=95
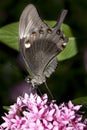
left=25, top=40, right=31, bottom=48
left=61, top=44, right=66, bottom=49
left=31, top=32, right=37, bottom=37
left=47, top=28, right=52, bottom=34
left=59, top=36, right=65, bottom=42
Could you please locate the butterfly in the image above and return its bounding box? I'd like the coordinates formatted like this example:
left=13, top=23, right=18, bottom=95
left=19, top=4, right=68, bottom=87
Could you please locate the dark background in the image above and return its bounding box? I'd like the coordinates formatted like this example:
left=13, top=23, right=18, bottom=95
left=0, top=0, right=87, bottom=123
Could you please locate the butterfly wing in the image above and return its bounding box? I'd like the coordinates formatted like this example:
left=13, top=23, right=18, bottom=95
left=19, top=4, right=48, bottom=75
left=19, top=4, right=48, bottom=39
left=19, top=4, right=68, bottom=85
left=44, top=10, right=68, bottom=77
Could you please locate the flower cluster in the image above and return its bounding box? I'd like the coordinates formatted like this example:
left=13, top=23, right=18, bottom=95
left=0, top=93, right=87, bottom=130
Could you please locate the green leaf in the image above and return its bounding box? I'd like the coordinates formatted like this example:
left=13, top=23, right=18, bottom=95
left=73, top=96, right=87, bottom=108
left=3, top=106, right=9, bottom=111
left=0, top=22, right=19, bottom=50
left=73, top=96, right=87, bottom=117
left=0, top=21, right=77, bottom=61
left=45, top=20, right=56, bottom=27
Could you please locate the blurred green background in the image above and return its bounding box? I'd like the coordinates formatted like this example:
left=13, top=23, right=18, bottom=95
left=0, top=0, right=87, bottom=123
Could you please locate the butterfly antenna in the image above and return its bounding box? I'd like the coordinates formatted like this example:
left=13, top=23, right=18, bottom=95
left=44, top=81, right=54, bottom=99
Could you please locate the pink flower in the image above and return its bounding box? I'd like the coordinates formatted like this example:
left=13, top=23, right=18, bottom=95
left=0, top=93, right=87, bottom=130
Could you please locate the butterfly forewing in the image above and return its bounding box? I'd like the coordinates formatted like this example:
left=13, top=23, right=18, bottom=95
left=19, top=4, right=49, bottom=76
left=19, top=4, right=48, bottom=39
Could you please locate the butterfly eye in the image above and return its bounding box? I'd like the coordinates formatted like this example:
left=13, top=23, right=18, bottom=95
left=47, top=28, right=52, bottom=34
left=25, top=40, right=31, bottom=48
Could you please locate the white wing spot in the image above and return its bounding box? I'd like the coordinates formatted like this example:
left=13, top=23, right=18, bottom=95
left=63, top=42, right=66, bottom=46
left=25, top=42, right=31, bottom=48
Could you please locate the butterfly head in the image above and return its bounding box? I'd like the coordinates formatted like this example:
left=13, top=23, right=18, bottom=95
left=31, top=75, right=45, bottom=86
left=26, top=74, right=46, bottom=87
